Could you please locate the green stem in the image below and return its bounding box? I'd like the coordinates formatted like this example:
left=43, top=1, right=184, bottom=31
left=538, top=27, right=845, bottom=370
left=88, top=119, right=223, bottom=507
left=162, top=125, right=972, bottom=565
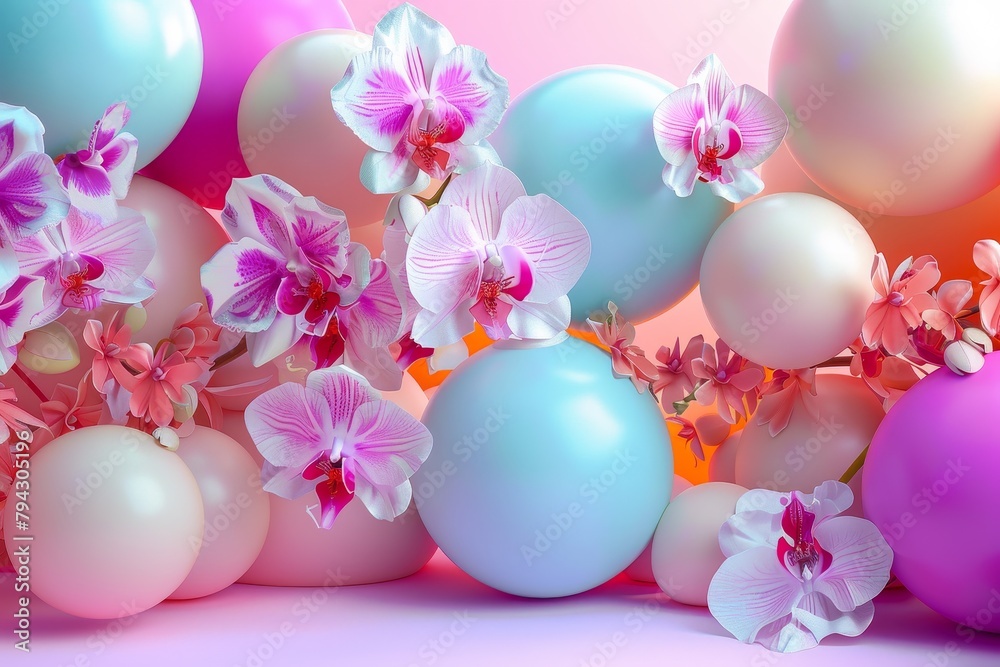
left=413, top=174, right=454, bottom=208
left=839, top=444, right=869, bottom=484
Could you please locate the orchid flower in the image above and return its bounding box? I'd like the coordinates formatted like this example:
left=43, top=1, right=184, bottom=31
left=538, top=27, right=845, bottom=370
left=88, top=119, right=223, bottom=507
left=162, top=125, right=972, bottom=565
left=862, top=254, right=940, bottom=356
left=83, top=316, right=142, bottom=397
left=587, top=301, right=659, bottom=393
left=246, top=366, right=433, bottom=528
left=0, top=383, right=45, bottom=444
left=667, top=413, right=730, bottom=462
left=691, top=339, right=764, bottom=424
left=0, top=272, right=46, bottom=373
left=33, top=372, right=104, bottom=448
left=169, top=302, right=226, bottom=363
left=406, top=163, right=591, bottom=346
left=848, top=338, right=919, bottom=410
left=652, top=335, right=704, bottom=409
left=922, top=279, right=973, bottom=341
left=15, top=206, right=155, bottom=325
left=202, top=175, right=371, bottom=367
left=754, top=369, right=820, bottom=437
left=125, top=343, right=204, bottom=428
left=652, top=55, right=787, bottom=203
left=0, top=103, right=69, bottom=243
left=332, top=3, right=509, bottom=194
left=55, top=102, right=138, bottom=219
left=974, top=239, right=1000, bottom=336
left=708, top=482, right=892, bottom=653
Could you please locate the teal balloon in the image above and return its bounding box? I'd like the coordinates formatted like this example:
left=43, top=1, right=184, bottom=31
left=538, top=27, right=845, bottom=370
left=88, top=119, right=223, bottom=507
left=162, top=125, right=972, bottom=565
left=0, top=0, right=203, bottom=169
left=416, top=335, right=672, bottom=598
left=491, top=66, right=732, bottom=324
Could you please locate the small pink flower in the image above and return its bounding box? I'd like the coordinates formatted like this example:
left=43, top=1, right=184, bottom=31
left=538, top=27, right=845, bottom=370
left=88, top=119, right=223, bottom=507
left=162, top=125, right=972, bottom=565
left=83, top=316, right=141, bottom=394
left=862, top=254, right=940, bottom=355
left=652, top=335, right=704, bottom=409
left=169, top=303, right=224, bottom=362
left=848, top=338, right=919, bottom=410
left=126, top=344, right=204, bottom=428
left=754, top=369, right=819, bottom=437
left=246, top=367, right=433, bottom=528
left=0, top=383, right=44, bottom=444
left=974, top=239, right=1000, bottom=336
left=33, top=372, right=104, bottom=448
left=667, top=413, right=730, bottom=462
left=587, top=302, right=658, bottom=394
left=922, top=279, right=973, bottom=341
left=691, top=339, right=765, bottom=424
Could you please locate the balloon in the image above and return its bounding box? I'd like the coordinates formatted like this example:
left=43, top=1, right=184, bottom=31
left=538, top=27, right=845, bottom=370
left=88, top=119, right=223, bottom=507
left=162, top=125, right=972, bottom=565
left=491, top=66, right=733, bottom=325
left=700, top=193, right=876, bottom=369
left=770, top=0, right=1000, bottom=216
left=142, top=0, right=353, bottom=209
left=169, top=427, right=269, bottom=600
left=219, top=372, right=438, bottom=586
left=736, top=374, right=882, bottom=498
left=651, top=482, right=748, bottom=606
left=0, top=0, right=203, bottom=169
left=417, top=334, right=673, bottom=598
left=708, top=433, right=740, bottom=484
left=864, top=354, right=1000, bottom=631
left=2, top=426, right=203, bottom=619
left=625, top=474, right=692, bottom=583
left=238, top=29, right=389, bottom=227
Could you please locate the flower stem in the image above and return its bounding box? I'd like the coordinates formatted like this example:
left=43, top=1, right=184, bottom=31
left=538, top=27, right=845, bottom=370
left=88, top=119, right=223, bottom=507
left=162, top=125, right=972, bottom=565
left=839, top=444, right=869, bottom=484
left=11, top=363, right=48, bottom=403
left=414, top=174, right=454, bottom=209
left=815, top=355, right=853, bottom=369
left=211, top=337, right=248, bottom=372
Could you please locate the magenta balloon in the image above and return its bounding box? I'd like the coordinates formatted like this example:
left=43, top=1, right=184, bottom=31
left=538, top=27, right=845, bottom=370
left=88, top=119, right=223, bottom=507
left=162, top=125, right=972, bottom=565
left=142, top=0, right=353, bottom=209
left=170, top=427, right=270, bottom=600
left=864, top=354, right=1000, bottom=631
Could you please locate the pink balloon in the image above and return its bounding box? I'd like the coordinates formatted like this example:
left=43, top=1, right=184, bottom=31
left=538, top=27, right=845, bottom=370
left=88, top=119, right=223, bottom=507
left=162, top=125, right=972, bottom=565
left=170, top=427, right=270, bottom=600
left=2, top=426, right=203, bottom=619
left=708, top=433, right=740, bottom=485
left=238, top=30, right=392, bottom=228
left=864, top=354, right=1000, bottom=631
left=624, top=475, right=692, bottom=583
left=218, top=373, right=438, bottom=586
left=141, top=0, right=353, bottom=209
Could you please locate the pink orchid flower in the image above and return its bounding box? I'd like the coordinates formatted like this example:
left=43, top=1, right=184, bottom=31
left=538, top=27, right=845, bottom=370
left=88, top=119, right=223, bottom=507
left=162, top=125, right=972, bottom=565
left=33, top=372, right=104, bottom=449
left=169, top=302, right=225, bottom=362
left=332, top=3, right=509, bottom=194
left=0, top=103, right=70, bottom=243
left=587, top=301, right=659, bottom=394
left=15, top=206, right=155, bottom=324
left=55, top=102, right=138, bottom=219
left=83, top=316, right=143, bottom=395
left=406, top=163, right=591, bottom=346
left=974, top=239, right=1000, bottom=336
left=755, top=369, right=820, bottom=437
left=202, top=175, right=371, bottom=367
left=0, top=383, right=45, bottom=444
left=246, top=366, right=433, bottom=528
left=922, top=279, right=973, bottom=341
left=848, top=338, right=920, bottom=410
left=708, top=482, right=893, bottom=652
left=862, top=254, right=940, bottom=356
left=652, top=335, right=704, bottom=410
left=691, top=339, right=765, bottom=424
left=124, top=344, right=204, bottom=428
left=0, top=273, right=46, bottom=373
left=653, top=55, right=787, bottom=203
left=667, top=413, right=730, bottom=462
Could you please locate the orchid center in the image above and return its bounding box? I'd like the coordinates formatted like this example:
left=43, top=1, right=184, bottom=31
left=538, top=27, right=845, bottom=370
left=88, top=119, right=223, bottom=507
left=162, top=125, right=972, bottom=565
left=888, top=291, right=904, bottom=307
left=312, top=458, right=344, bottom=498
left=693, top=120, right=742, bottom=183
left=477, top=276, right=513, bottom=318
left=777, top=494, right=832, bottom=582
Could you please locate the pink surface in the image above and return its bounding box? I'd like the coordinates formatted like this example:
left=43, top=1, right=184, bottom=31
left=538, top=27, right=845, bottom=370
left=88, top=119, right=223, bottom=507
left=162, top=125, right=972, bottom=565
left=3, top=552, right=1000, bottom=666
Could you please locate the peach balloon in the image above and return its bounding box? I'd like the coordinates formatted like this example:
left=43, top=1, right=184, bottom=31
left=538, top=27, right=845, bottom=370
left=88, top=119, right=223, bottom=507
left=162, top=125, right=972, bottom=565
left=771, top=0, right=1000, bottom=217
left=238, top=29, right=390, bottom=227
left=218, top=372, right=438, bottom=586
left=735, top=374, right=884, bottom=495
left=708, top=433, right=741, bottom=485
left=3, top=427, right=204, bottom=619
left=625, top=475, right=693, bottom=583
left=170, top=427, right=270, bottom=600
left=650, top=482, right=747, bottom=606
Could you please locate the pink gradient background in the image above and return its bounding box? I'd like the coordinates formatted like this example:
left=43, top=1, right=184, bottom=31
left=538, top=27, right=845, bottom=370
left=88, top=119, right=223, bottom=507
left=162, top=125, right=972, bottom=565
left=5, top=1, right=1000, bottom=665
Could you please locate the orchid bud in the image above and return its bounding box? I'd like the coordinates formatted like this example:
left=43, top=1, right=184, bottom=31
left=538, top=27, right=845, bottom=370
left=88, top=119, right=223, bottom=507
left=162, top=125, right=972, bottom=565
left=18, top=322, right=80, bottom=374
left=944, top=340, right=985, bottom=376
left=962, top=327, right=994, bottom=354
left=171, top=384, right=199, bottom=424
left=152, top=427, right=180, bottom=452
left=125, top=304, right=147, bottom=332
left=397, top=194, right=428, bottom=236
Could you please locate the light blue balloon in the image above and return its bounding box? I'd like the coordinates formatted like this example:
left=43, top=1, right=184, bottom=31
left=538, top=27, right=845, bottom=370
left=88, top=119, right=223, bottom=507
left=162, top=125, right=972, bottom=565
left=0, top=0, right=203, bottom=169
left=491, top=66, right=733, bottom=324
left=416, top=335, right=672, bottom=598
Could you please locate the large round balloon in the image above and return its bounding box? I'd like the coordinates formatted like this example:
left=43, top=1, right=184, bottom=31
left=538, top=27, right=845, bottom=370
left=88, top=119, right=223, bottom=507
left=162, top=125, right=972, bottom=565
left=417, top=334, right=673, bottom=598
left=864, top=354, right=1000, bottom=631
left=142, top=0, right=353, bottom=209
left=700, top=193, right=876, bottom=369
left=771, top=0, right=1000, bottom=216
left=0, top=0, right=203, bottom=169
left=238, top=29, right=386, bottom=228
left=2, top=427, right=204, bottom=619
left=491, top=66, right=732, bottom=325
left=625, top=474, right=692, bottom=583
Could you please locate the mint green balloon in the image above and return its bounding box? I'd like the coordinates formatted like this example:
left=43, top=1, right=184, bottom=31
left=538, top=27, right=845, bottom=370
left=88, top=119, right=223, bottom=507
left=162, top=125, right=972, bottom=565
left=491, top=66, right=733, bottom=324
left=0, top=0, right=203, bottom=169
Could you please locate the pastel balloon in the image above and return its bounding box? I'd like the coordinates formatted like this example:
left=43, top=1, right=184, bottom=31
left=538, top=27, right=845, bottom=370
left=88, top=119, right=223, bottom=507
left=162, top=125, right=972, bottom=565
left=239, top=30, right=389, bottom=226
left=418, top=335, right=673, bottom=598
left=3, top=427, right=203, bottom=619
left=491, top=66, right=733, bottom=324
left=708, top=433, right=740, bottom=485
left=651, top=482, right=748, bottom=606
left=625, top=474, right=693, bottom=583
left=736, top=374, right=883, bottom=495
left=170, top=427, right=269, bottom=600
left=142, top=0, right=353, bottom=209
left=0, top=0, right=203, bottom=169
left=864, top=354, right=1000, bottom=631
left=771, top=0, right=1000, bottom=216
left=700, top=193, right=876, bottom=369
left=219, top=372, right=438, bottom=586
